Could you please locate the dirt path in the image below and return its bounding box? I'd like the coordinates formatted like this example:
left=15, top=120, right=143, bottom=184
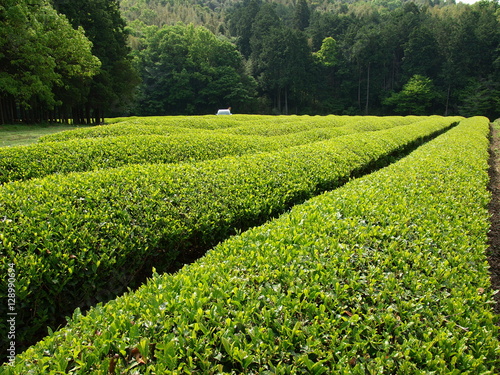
left=488, top=121, right=500, bottom=315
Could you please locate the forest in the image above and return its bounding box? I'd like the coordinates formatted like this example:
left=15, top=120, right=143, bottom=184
left=0, top=0, right=499, bottom=122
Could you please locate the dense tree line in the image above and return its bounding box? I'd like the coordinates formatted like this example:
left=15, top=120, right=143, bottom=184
left=51, top=0, right=139, bottom=124
left=125, top=0, right=499, bottom=118
left=132, top=23, right=256, bottom=114
left=0, top=0, right=138, bottom=124
left=0, top=0, right=100, bottom=124
left=223, top=0, right=499, bottom=117
left=1, top=0, right=499, bottom=121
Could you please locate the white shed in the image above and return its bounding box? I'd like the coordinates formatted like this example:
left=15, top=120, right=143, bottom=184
left=216, top=108, right=232, bottom=115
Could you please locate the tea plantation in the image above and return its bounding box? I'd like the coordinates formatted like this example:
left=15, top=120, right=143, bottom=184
left=1, top=115, right=498, bottom=373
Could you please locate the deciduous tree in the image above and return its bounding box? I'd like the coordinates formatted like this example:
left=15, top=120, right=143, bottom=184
left=0, top=0, right=100, bottom=123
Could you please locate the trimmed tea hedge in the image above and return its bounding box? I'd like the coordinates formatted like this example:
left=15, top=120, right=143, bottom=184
left=0, top=116, right=421, bottom=184
left=37, top=115, right=295, bottom=142
left=219, top=115, right=420, bottom=136
left=3, top=116, right=495, bottom=373
left=38, top=122, right=194, bottom=143
left=38, top=115, right=422, bottom=143
left=0, top=133, right=272, bottom=184
left=0, top=116, right=459, bottom=359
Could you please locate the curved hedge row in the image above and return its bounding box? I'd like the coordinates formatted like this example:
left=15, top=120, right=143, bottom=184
left=37, top=115, right=422, bottom=143
left=0, top=116, right=421, bottom=184
left=219, top=115, right=420, bottom=136
left=0, top=116, right=459, bottom=359
left=3, top=116, right=495, bottom=373
left=0, top=133, right=272, bottom=184
left=37, top=115, right=297, bottom=142
left=38, top=122, right=194, bottom=143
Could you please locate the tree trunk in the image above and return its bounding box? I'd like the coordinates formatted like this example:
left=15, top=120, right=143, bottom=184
left=358, top=65, right=362, bottom=112
left=365, top=62, right=370, bottom=115
left=284, top=87, right=288, bottom=115
left=445, top=84, right=451, bottom=116
left=85, top=103, right=91, bottom=125
left=277, top=89, right=281, bottom=114
left=0, top=97, right=4, bottom=125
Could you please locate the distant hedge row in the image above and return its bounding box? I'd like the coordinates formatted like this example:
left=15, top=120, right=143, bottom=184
left=218, top=115, right=421, bottom=136
left=37, top=115, right=420, bottom=142
left=0, top=116, right=459, bottom=356
left=0, top=115, right=423, bottom=184
left=3, top=117, right=495, bottom=373
left=37, top=115, right=303, bottom=142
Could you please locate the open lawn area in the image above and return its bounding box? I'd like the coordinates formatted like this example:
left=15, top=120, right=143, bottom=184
left=0, top=124, right=89, bottom=147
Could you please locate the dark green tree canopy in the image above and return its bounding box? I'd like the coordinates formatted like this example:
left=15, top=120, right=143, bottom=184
left=0, top=0, right=100, bottom=123
left=51, top=0, right=140, bottom=120
left=384, top=75, right=438, bottom=115
left=293, top=0, right=310, bottom=31
left=134, top=23, right=256, bottom=115
left=2, top=0, right=499, bottom=120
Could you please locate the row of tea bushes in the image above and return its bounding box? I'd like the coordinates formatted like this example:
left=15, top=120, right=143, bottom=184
left=0, top=133, right=271, bottom=184
left=37, top=115, right=301, bottom=142
left=38, top=115, right=422, bottom=143
left=0, top=116, right=423, bottom=184
left=0, top=117, right=459, bottom=358
left=38, top=122, right=193, bottom=143
left=218, top=115, right=421, bottom=137
left=3, top=117, right=495, bottom=373
left=109, top=114, right=306, bottom=131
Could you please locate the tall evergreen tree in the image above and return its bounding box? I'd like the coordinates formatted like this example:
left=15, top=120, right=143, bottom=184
left=293, top=0, right=310, bottom=31
left=52, top=0, right=139, bottom=123
left=227, top=0, right=262, bottom=59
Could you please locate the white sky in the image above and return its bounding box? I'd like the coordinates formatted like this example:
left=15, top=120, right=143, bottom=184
left=457, top=0, right=481, bottom=3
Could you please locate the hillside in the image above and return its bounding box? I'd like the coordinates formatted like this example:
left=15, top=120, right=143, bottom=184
left=121, top=0, right=499, bottom=118
left=2, top=0, right=497, bottom=123
left=119, top=0, right=456, bottom=33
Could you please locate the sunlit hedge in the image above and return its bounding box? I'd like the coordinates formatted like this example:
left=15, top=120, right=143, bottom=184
left=0, top=115, right=423, bottom=183
left=0, top=116, right=458, bottom=356
left=38, top=115, right=420, bottom=142
left=3, top=117, right=495, bottom=373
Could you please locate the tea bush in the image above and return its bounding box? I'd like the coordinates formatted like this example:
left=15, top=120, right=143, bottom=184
left=0, top=116, right=424, bottom=183
left=0, top=133, right=272, bottom=184
left=0, top=116, right=459, bottom=361
left=37, top=115, right=297, bottom=142
left=38, top=115, right=421, bottom=142
left=3, top=116, right=495, bottom=373
left=218, top=115, right=420, bottom=136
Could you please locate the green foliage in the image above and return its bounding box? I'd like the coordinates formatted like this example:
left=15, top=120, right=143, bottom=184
left=252, top=24, right=312, bottom=114
left=52, top=0, right=140, bottom=120
left=0, top=115, right=421, bottom=183
left=3, top=117, right=496, bottom=374
left=293, top=0, right=310, bottom=31
left=134, top=23, right=256, bottom=115
left=0, top=0, right=100, bottom=112
left=228, top=0, right=499, bottom=115
left=314, top=37, right=338, bottom=67
left=384, top=75, right=438, bottom=115
left=459, top=78, right=500, bottom=120
left=0, top=115, right=459, bottom=357
left=2, top=0, right=499, bottom=119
